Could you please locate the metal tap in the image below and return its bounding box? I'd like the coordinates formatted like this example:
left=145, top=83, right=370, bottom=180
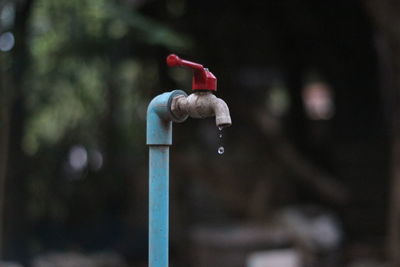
left=166, top=54, right=232, bottom=128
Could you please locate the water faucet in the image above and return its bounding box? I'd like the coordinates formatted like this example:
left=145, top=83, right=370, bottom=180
left=166, top=54, right=232, bottom=128
left=146, top=54, right=232, bottom=267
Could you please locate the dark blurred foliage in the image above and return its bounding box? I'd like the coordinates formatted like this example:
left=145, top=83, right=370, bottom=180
left=0, top=0, right=399, bottom=266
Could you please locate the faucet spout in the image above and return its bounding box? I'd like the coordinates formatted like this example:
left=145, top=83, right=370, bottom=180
left=171, top=92, right=232, bottom=128
left=213, top=97, right=232, bottom=128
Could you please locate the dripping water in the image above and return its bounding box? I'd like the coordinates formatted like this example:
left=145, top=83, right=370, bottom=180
left=217, top=127, right=224, bottom=155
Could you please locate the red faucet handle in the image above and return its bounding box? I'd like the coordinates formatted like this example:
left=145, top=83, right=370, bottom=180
left=166, top=54, right=183, bottom=67
left=166, top=54, right=217, bottom=91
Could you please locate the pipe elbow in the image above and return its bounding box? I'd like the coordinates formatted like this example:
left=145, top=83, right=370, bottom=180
left=146, top=90, right=188, bottom=145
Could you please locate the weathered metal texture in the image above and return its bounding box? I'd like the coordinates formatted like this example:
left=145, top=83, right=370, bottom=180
left=149, top=146, right=169, bottom=267
left=171, top=91, right=232, bottom=128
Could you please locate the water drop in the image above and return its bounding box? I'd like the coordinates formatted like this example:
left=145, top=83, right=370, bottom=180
left=219, top=133, right=223, bottom=138
left=217, top=146, right=224, bottom=155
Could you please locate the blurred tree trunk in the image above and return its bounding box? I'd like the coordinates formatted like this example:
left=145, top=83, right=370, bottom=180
left=0, top=55, right=11, bottom=258
left=1, top=0, right=34, bottom=262
left=364, top=0, right=400, bottom=265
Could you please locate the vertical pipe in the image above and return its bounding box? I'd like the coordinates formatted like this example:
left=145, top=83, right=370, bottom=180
left=149, top=145, right=169, bottom=267
left=147, top=90, right=187, bottom=267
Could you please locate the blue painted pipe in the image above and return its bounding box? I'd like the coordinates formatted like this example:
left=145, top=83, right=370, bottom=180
left=147, top=90, right=188, bottom=267
left=148, top=146, right=169, bottom=266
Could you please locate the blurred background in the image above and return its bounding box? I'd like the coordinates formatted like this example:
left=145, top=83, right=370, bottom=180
left=0, top=0, right=399, bottom=266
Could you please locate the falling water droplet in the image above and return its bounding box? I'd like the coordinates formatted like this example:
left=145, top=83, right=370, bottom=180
left=218, top=146, right=224, bottom=155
